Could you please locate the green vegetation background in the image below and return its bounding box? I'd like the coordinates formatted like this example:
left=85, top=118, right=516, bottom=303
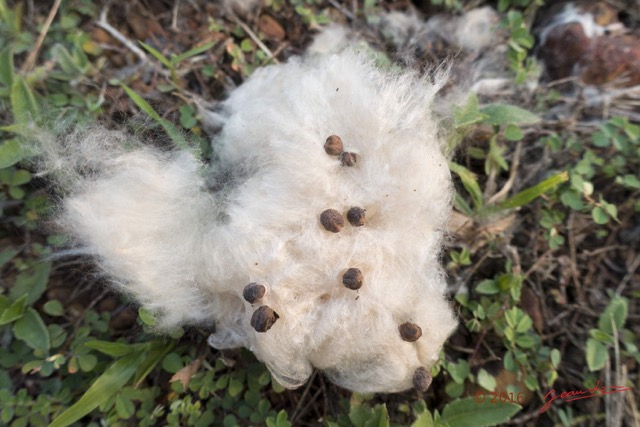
left=0, top=0, right=638, bottom=426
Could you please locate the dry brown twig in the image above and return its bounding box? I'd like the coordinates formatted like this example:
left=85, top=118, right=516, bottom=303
left=21, top=0, right=63, bottom=73
left=171, top=0, right=181, bottom=31
left=616, top=252, right=640, bottom=295
left=290, top=370, right=317, bottom=423
left=96, top=4, right=148, bottom=63
left=487, top=140, right=523, bottom=205
left=228, top=12, right=279, bottom=63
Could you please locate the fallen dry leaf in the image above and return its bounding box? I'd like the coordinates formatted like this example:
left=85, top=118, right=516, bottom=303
left=258, top=15, right=286, bottom=41
left=170, top=358, right=202, bottom=389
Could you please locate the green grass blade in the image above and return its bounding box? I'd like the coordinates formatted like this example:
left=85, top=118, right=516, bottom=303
left=132, top=339, right=175, bottom=387
left=454, top=193, right=474, bottom=217
left=48, top=351, right=146, bottom=427
left=172, top=41, right=216, bottom=65
left=84, top=340, right=136, bottom=357
left=121, top=84, right=189, bottom=150
left=498, top=171, right=569, bottom=210
left=138, top=41, right=172, bottom=68
left=449, top=161, right=484, bottom=209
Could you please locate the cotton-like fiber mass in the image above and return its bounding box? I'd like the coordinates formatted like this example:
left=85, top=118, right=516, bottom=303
left=48, top=50, right=457, bottom=393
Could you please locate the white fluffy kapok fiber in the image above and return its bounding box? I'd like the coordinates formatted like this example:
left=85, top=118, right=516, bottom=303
left=51, top=50, right=456, bottom=393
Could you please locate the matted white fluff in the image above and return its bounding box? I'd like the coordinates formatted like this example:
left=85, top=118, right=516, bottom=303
left=49, top=50, right=457, bottom=393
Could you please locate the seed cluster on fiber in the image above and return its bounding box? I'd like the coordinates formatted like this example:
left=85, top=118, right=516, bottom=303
left=242, top=134, right=433, bottom=391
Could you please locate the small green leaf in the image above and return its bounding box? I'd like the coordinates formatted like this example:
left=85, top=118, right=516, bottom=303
left=115, top=394, right=135, bottom=419
left=524, top=375, right=539, bottom=391
left=515, top=334, right=535, bottom=349
left=411, top=409, right=435, bottom=427
left=448, top=360, right=470, bottom=384
left=9, top=169, right=30, bottom=185
left=503, top=124, right=523, bottom=141
left=13, top=308, right=50, bottom=351
left=591, top=206, right=609, bottom=224
left=43, top=300, right=64, bottom=317
left=228, top=377, right=244, bottom=397
left=617, top=174, right=640, bottom=189
left=50, top=44, right=84, bottom=76
left=10, top=76, right=40, bottom=123
left=48, top=351, right=146, bottom=427
left=0, top=139, right=23, bottom=169
left=453, top=93, right=488, bottom=128
left=138, top=307, right=156, bottom=326
left=179, top=104, right=197, bottom=129
left=503, top=350, right=516, bottom=372
left=445, top=380, right=465, bottom=398
left=486, top=137, right=508, bottom=173
left=475, top=280, right=499, bottom=295
left=224, top=414, right=239, bottom=427
left=78, top=354, right=98, bottom=372
left=498, top=172, right=569, bottom=210
left=0, top=294, right=27, bottom=325
left=597, top=296, right=628, bottom=334
left=48, top=324, right=67, bottom=348
left=449, top=162, right=484, bottom=209
left=479, top=104, right=540, bottom=126
left=162, top=352, right=183, bottom=374
left=9, top=262, right=51, bottom=305
left=604, top=203, right=618, bottom=221
left=239, top=38, right=254, bottom=52
left=216, top=374, right=229, bottom=390
left=550, top=349, right=561, bottom=369
left=0, top=247, right=18, bottom=268
left=441, top=397, right=521, bottom=427
left=623, top=122, right=639, bottom=141
left=586, top=338, right=607, bottom=371
left=515, top=315, right=533, bottom=333
left=9, top=185, right=25, bottom=199
left=477, top=369, right=496, bottom=392
left=589, top=328, right=613, bottom=344
left=560, top=190, right=584, bottom=210
left=592, top=131, right=609, bottom=147
left=22, top=359, right=43, bottom=374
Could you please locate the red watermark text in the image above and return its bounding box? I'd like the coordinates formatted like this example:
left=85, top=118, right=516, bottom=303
left=540, top=381, right=631, bottom=414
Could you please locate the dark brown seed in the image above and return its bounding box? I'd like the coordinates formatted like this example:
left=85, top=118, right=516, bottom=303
left=340, top=152, right=357, bottom=167
left=346, top=207, right=366, bottom=227
left=250, top=306, right=279, bottom=332
left=243, top=283, right=266, bottom=303
left=324, top=135, right=344, bottom=155
left=320, top=209, right=344, bottom=233
left=413, top=367, right=432, bottom=392
left=342, top=268, right=363, bottom=290
left=399, top=322, right=422, bottom=342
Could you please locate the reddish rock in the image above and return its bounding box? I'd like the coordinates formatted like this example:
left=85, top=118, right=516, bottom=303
left=536, top=1, right=640, bottom=87
left=538, top=22, right=590, bottom=81
left=581, top=35, right=640, bottom=87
